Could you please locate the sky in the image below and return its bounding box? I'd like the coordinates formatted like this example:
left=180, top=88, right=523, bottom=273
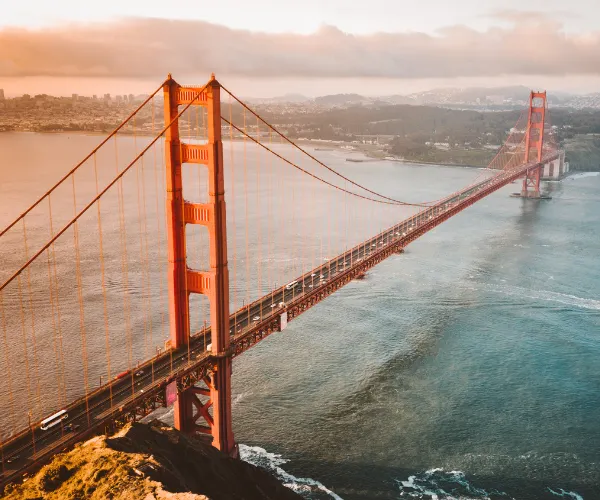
left=1, top=0, right=600, bottom=97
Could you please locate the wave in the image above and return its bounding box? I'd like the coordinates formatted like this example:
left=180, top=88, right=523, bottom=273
left=239, top=444, right=343, bottom=499
left=475, top=282, right=600, bottom=311
left=567, top=172, right=600, bottom=180
left=396, top=468, right=587, bottom=500
left=232, top=391, right=252, bottom=407
left=396, top=468, right=513, bottom=499
left=548, top=488, right=584, bottom=500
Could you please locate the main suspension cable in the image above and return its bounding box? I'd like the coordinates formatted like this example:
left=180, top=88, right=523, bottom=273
left=0, top=82, right=210, bottom=294
left=221, top=117, right=406, bottom=207
left=0, top=81, right=166, bottom=238
left=220, top=85, right=428, bottom=207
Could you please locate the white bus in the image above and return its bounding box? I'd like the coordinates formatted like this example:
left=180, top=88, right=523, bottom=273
left=40, top=409, right=68, bottom=431
left=285, top=280, right=299, bottom=290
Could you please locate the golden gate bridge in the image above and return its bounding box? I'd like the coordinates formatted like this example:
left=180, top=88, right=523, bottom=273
left=0, top=74, right=560, bottom=487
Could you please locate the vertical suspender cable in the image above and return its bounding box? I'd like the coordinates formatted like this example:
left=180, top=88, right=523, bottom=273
left=196, top=110, right=205, bottom=335
left=152, top=96, right=167, bottom=349
left=134, top=115, right=150, bottom=360
left=256, top=117, right=262, bottom=318
left=267, top=127, right=273, bottom=301
left=48, top=196, right=66, bottom=406
left=17, top=274, right=32, bottom=419
left=22, top=220, right=41, bottom=414
left=114, top=136, right=134, bottom=395
left=44, top=196, right=65, bottom=408
left=229, top=97, right=238, bottom=337
left=45, top=245, right=63, bottom=409
left=243, top=109, right=250, bottom=325
left=140, top=139, right=153, bottom=357
left=71, top=175, right=91, bottom=427
left=279, top=133, right=285, bottom=300
left=94, top=154, right=113, bottom=407
left=0, top=291, right=16, bottom=431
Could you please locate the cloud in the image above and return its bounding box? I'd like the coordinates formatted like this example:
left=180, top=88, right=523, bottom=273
left=488, top=9, right=580, bottom=23
left=1, top=16, right=599, bottom=80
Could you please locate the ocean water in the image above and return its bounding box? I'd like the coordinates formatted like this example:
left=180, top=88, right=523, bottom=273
left=1, top=133, right=599, bottom=499
left=231, top=169, right=600, bottom=500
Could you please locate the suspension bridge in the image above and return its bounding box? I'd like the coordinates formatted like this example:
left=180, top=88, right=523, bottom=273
left=0, top=74, right=560, bottom=487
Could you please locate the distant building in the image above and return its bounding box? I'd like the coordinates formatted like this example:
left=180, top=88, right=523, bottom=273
left=72, top=93, right=78, bottom=101
left=486, top=95, right=505, bottom=105
left=128, top=94, right=134, bottom=103
left=0, top=89, right=4, bottom=100
left=92, top=94, right=98, bottom=100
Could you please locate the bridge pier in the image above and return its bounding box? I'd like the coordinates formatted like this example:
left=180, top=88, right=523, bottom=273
left=521, top=166, right=542, bottom=198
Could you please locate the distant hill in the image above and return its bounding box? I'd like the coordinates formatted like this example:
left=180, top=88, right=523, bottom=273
left=244, top=86, right=599, bottom=110
left=313, top=93, right=371, bottom=107
left=378, top=95, right=417, bottom=105
left=408, top=86, right=532, bottom=104
left=246, top=93, right=310, bottom=104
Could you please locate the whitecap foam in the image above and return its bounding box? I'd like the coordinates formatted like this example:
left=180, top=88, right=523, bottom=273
left=395, top=468, right=513, bottom=499
left=239, top=444, right=343, bottom=499
left=232, top=391, right=252, bottom=407
left=476, top=282, right=600, bottom=311
left=548, top=487, right=584, bottom=500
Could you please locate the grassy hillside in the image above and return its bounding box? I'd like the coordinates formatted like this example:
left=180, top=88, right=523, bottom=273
left=1, top=421, right=301, bottom=500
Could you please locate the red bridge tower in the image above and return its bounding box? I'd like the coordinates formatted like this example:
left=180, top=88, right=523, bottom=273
left=163, top=74, right=237, bottom=457
left=521, top=91, right=547, bottom=198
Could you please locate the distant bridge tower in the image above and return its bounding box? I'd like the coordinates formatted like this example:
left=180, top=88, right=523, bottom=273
left=521, top=91, right=547, bottom=198
left=163, top=74, right=237, bottom=457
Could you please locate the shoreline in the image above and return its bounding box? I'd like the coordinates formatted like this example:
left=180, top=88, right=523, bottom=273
left=295, top=138, right=488, bottom=169
left=0, top=130, right=496, bottom=171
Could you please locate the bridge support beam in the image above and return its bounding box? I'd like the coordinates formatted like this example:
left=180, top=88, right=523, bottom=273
left=164, top=74, right=236, bottom=457
left=520, top=91, right=546, bottom=198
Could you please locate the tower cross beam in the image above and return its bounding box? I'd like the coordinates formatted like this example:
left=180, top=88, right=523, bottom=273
left=164, top=74, right=236, bottom=457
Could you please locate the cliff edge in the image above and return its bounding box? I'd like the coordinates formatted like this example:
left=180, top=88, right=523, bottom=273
left=1, top=420, right=302, bottom=500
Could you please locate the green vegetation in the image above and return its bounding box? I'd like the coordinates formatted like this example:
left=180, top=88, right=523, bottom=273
left=563, top=135, right=600, bottom=171
left=257, top=104, right=600, bottom=170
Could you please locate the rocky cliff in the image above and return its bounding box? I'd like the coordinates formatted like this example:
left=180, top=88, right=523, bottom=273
left=1, top=421, right=302, bottom=500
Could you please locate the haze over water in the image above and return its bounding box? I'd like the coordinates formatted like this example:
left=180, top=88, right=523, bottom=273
left=1, top=133, right=599, bottom=499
